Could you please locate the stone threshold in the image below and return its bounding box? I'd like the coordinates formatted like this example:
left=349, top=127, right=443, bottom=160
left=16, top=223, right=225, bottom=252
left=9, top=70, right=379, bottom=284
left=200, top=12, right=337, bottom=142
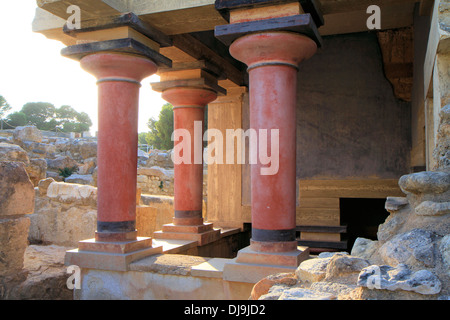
left=129, top=227, right=242, bottom=278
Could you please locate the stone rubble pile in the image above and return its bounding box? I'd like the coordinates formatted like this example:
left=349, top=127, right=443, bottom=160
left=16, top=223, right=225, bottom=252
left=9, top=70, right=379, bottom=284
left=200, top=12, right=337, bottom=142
left=0, top=126, right=182, bottom=196
left=252, top=169, right=450, bottom=300
left=0, top=126, right=180, bottom=299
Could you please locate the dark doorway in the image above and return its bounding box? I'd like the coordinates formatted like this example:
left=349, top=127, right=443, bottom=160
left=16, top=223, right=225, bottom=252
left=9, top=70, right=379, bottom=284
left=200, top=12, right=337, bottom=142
left=340, top=198, right=390, bottom=252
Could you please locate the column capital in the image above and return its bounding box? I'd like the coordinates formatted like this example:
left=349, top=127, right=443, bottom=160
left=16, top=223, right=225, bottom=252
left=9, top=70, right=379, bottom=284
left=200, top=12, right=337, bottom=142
left=80, top=52, right=158, bottom=83
left=214, top=2, right=322, bottom=48
left=162, top=87, right=218, bottom=108
left=151, top=65, right=227, bottom=98
left=229, top=31, right=317, bottom=71
left=60, top=12, right=172, bottom=68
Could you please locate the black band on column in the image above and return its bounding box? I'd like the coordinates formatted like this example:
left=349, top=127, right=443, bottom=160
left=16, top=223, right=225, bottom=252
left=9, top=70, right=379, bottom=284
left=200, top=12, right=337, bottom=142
left=174, top=210, right=203, bottom=219
left=252, top=228, right=296, bottom=242
left=97, top=220, right=136, bottom=233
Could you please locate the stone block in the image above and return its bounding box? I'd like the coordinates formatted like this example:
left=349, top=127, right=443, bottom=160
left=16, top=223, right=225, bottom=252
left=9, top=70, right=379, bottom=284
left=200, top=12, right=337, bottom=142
left=153, top=226, right=221, bottom=246
left=223, top=258, right=298, bottom=284
left=415, top=200, right=450, bottom=216
left=399, top=171, right=450, bottom=195
left=0, top=216, right=30, bottom=276
left=65, top=174, right=94, bottom=185
left=0, top=161, right=35, bottom=216
left=379, top=228, right=437, bottom=268
left=235, top=246, right=309, bottom=267
left=357, top=264, right=442, bottom=295
left=25, top=158, right=47, bottom=186
left=13, top=126, right=43, bottom=143
left=0, top=142, right=29, bottom=164
left=385, top=196, right=409, bottom=213
left=78, top=237, right=153, bottom=254
left=46, top=181, right=97, bottom=206
left=65, top=243, right=162, bottom=272
left=37, top=177, right=55, bottom=196
left=250, top=272, right=297, bottom=300
left=46, top=156, right=79, bottom=171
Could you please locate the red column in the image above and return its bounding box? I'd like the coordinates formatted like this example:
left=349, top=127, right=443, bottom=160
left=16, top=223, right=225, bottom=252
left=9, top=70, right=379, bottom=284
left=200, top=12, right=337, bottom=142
left=152, top=86, right=221, bottom=246
left=230, top=32, right=317, bottom=253
left=80, top=53, right=157, bottom=241
left=163, top=87, right=217, bottom=226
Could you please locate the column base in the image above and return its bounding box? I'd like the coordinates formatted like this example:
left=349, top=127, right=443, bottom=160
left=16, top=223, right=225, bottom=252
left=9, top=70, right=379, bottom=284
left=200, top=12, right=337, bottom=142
left=153, top=223, right=221, bottom=246
left=223, top=245, right=310, bottom=284
left=65, top=237, right=162, bottom=271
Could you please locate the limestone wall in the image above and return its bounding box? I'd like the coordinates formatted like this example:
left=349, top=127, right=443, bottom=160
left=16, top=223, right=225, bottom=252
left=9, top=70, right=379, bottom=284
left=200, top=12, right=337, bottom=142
left=0, top=161, right=34, bottom=299
left=28, top=180, right=176, bottom=247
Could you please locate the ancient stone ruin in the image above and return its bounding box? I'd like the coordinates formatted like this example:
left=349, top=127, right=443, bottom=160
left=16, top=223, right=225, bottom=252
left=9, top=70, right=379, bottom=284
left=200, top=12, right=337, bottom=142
left=0, top=0, right=449, bottom=302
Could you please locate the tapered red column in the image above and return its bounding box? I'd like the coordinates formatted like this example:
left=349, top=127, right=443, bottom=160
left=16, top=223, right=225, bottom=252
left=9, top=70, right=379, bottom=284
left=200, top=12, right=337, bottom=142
left=230, top=32, right=317, bottom=253
left=163, top=88, right=216, bottom=226
left=80, top=53, right=157, bottom=241
left=152, top=84, right=222, bottom=245
left=65, top=53, right=164, bottom=271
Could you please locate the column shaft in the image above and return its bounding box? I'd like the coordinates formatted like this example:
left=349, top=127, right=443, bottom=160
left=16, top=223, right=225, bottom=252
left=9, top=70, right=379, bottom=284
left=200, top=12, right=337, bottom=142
left=81, top=53, right=158, bottom=241
left=162, top=87, right=217, bottom=226
left=229, top=32, right=317, bottom=253
left=173, top=106, right=205, bottom=225
left=249, top=64, right=298, bottom=247
left=97, top=80, right=140, bottom=231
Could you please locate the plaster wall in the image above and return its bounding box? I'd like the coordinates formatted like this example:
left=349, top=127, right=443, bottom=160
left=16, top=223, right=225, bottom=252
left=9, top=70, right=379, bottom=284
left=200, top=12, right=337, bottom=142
left=296, top=32, right=412, bottom=180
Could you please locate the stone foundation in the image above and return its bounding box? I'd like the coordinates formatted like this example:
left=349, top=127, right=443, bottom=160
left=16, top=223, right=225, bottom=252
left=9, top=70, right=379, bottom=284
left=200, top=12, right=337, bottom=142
left=0, top=161, right=34, bottom=299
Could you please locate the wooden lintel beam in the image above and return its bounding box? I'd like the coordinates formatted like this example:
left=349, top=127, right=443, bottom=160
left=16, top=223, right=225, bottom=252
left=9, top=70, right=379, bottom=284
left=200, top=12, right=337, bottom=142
left=63, top=12, right=172, bottom=47
left=158, top=60, right=223, bottom=78
left=61, top=38, right=172, bottom=67
left=170, top=33, right=247, bottom=86
left=215, top=0, right=324, bottom=27
left=34, top=1, right=420, bottom=44
left=37, top=0, right=122, bottom=20
left=215, top=14, right=322, bottom=47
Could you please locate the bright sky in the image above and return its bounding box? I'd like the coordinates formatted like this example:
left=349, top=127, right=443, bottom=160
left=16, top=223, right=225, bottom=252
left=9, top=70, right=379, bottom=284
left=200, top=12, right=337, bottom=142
left=0, top=1, right=165, bottom=134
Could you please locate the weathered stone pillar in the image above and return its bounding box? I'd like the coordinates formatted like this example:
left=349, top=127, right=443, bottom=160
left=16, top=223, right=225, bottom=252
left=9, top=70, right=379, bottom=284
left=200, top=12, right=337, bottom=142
left=215, top=1, right=323, bottom=281
left=0, top=161, right=34, bottom=299
left=151, top=65, right=225, bottom=245
left=62, top=13, right=172, bottom=271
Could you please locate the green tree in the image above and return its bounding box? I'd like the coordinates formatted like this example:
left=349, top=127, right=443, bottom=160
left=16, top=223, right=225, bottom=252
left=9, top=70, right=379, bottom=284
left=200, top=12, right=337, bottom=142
left=56, top=105, right=78, bottom=123
left=138, top=132, right=151, bottom=145
left=0, top=95, right=13, bottom=129
left=146, top=103, right=174, bottom=150
left=55, top=106, right=92, bottom=133
left=14, top=103, right=92, bottom=132
left=0, top=95, right=12, bottom=118
left=5, top=111, right=27, bottom=128
left=74, top=112, right=92, bottom=133
left=21, top=102, right=56, bottom=129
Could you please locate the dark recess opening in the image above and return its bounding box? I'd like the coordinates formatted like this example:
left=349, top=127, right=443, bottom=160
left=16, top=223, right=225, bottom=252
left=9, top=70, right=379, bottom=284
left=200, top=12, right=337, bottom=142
left=340, top=198, right=390, bottom=252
